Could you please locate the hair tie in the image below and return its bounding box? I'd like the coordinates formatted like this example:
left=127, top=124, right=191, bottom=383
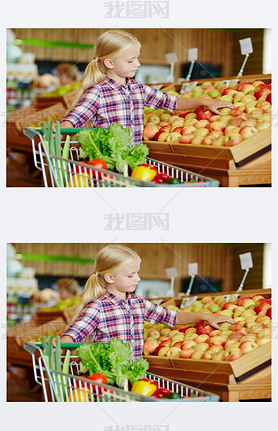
left=94, top=57, right=99, bottom=62
left=94, top=271, right=99, bottom=276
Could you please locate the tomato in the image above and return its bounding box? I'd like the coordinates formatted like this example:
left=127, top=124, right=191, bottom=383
left=87, top=373, right=107, bottom=394
left=77, top=159, right=107, bottom=179
left=152, top=173, right=171, bottom=184
left=152, top=388, right=172, bottom=398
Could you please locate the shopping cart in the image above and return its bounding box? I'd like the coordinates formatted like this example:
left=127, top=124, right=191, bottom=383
left=23, top=127, right=219, bottom=188
left=24, top=341, right=219, bottom=402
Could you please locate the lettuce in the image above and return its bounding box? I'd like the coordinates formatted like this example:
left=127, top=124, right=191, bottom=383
left=77, top=339, right=149, bottom=391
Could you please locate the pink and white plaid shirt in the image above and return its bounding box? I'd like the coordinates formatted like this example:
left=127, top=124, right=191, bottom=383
left=62, top=291, right=177, bottom=360
left=62, top=76, right=177, bottom=145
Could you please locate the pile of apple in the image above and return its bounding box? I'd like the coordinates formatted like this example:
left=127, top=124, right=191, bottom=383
left=143, top=294, right=271, bottom=362
left=143, top=80, right=271, bottom=147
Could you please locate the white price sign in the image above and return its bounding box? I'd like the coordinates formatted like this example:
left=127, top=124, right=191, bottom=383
left=188, top=262, right=198, bottom=276
left=165, top=267, right=178, bottom=278
left=188, top=48, right=198, bottom=62
left=239, top=252, right=253, bottom=270
left=165, top=52, right=178, bottom=63
left=180, top=81, right=198, bottom=94
left=180, top=295, right=198, bottom=308
left=239, top=38, right=253, bottom=55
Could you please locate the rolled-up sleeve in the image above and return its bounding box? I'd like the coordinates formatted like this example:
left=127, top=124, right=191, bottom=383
left=62, top=301, right=100, bottom=342
left=143, top=85, right=177, bottom=112
left=61, top=87, right=100, bottom=127
left=144, top=299, right=177, bottom=327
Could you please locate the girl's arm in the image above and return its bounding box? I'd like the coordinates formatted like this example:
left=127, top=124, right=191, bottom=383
left=176, top=311, right=234, bottom=330
left=176, top=97, right=234, bottom=115
left=60, top=120, right=74, bottom=129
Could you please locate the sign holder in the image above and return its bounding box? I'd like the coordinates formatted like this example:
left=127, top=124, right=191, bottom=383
left=237, top=252, right=253, bottom=291
left=185, top=262, right=198, bottom=295
left=237, top=38, right=253, bottom=77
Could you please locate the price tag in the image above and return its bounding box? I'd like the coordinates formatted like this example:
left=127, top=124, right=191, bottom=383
left=188, top=262, right=198, bottom=276
left=222, top=294, right=239, bottom=302
left=165, top=52, right=178, bottom=63
left=239, top=38, right=253, bottom=55
left=180, top=295, right=198, bottom=308
left=188, top=48, right=198, bottom=62
left=180, top=81, right=198, bottom=94
left=222, top=79, right=238, bottom=87
left=165, top=267, right=178, bottom=278
left=239, top=252, right=253, bottom=270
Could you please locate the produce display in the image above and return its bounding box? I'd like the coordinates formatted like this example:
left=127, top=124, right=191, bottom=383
left=42, top=82, right=81, bottom=98
left=143, top=80, right=271, bottom=147
left=41, top=297, right=81, bottom=312
left=143, top=294, right=271, bottom=361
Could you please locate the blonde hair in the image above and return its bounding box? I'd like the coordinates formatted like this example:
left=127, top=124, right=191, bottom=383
left=72, top=30, right=140, bottom=107
left=71, top=244, right=140, bottom=322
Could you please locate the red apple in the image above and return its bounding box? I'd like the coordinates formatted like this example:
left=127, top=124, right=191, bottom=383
left=143, top=339, right=160, bottom=355
left=239, top=126, right=259, bottom=139
left=196, top=324, right=214, bottom=336
left=209, top=115, right=222, bottom=123
left=194, top=334, right=210, bottom=344
left=237, top=81, right=252, bottom=92
left=180, top=348, right=194, bottom=358
left=181, top=125, right=197, bottom=135
left=254, top=302, right=271, bottom=314
left=143, top=125, right=159, bottom=140
left=179, top=133, right=194, bottom=144
left=209, top=121, right=226, bottom=132
left=239, top=340, right=258, bottom=354
left=194, top=119, right=210, bottom=129
left=178, top=110, right=194, bottom=118
left=202, top=350, right=214, bottom=360
left=159, top=124, right=171, bottom=132
left=254, top=87, right=271, bottom=100
left=209, top=336, right=226, bottom=346
left=156, top=131, right=169, bottom=142
left=181, top=340, right=197, bottom=350
left=228, top=117, right=245, bottom=127
left=224, top=133, right=243, bottom=147
left=230, top=106, right=245, bottom=116
left=224, top=347, right=243, bottom=361
left=196, top=110, right=214, bottom=121
left=237, top=296, right=252, bottom=307
left=266, top=93, right=271, bottom=104
left=171, top=126, right=183, bottom=134
left=202, top=135, right=214, bottom=146
left=266, top=307, right=271, bottom=318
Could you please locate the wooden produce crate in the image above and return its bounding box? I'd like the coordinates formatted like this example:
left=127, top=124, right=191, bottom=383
left=7, top=317, right=67, bottom=366
left=7, top=102, right=68, bottom=150
left=144, top=343, right=271, bottom=402
left=35, top=304, right=78, bottom=324
left=36, top=90, right=77, bottom=110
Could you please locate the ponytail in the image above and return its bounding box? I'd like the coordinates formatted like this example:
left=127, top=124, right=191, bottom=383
left=71, top=58, right=106, bottom=108
left=71, top=272, right=106, bottom=323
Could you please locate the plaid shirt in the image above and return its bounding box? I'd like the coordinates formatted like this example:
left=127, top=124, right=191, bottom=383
left=62, top=291, right=177, bottom=360
left=62, top=76, right=177, bottom=145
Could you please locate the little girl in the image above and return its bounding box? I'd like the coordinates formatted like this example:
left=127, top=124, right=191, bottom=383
left=60, top=244, right=233, bottom=360
left=60, top=29, right=233, bottom=145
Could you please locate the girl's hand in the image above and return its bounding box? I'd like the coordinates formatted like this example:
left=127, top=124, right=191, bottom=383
left=204, top=313, right=234, bottom=330
left=205, top=98, right=234, bottom=115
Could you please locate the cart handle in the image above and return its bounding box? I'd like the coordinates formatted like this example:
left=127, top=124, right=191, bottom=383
left=24, top=341, right=100, bottom=353
left=23, top=127, right=95, bottom=140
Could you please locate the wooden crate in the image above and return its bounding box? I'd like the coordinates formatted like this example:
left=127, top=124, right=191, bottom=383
left=36, top=90, right=77, bottom=109
left=7, top=102, right=68, bottom=149
left=35, top=304, right=78, bottom=324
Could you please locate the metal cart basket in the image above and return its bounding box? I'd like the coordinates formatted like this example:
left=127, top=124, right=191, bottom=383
left=24, top=341, right=219, bottom=402
left=23, top=127, right=219, bottom=188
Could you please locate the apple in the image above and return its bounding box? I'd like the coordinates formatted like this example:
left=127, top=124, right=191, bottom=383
left=147, top=329, right=161, bottom=339
left=178, top=325, right=193, bottom=333
left=228, top=117, right=245, bottom=128
left=191, top=136, right=204, bottom=145
left=241, top=310, right=256, bottom=319
left=239, top=340, right=258, bottom=354
left=209, top=121, right=225, bottom=132
left=219, top=115, right=232, bottom=125
left=220, top=309, right=234, bottom=317
left=193, top=128, right=209, bottom=137
left=233, top=92, right=245, bottom=103
left=224, top=347, right=243, bottom=361
left=159, top=339, right=171, bottom=347
left=193, top=343, right=209, bottom=352
left=209, top=345, right=224, bottom=354
left=171, top=340, right=184, bottom=348
left=212, top=351, right=225, bottom=361
left=143, top=339, right=160, bottom=355
left=157, top=335, right=170, bottom=342
left=171, top=126, right=184, bottom=134
left=208, top=130, right=224, bottom=139
left=208, top=89, right=221, bottom=98
left=160, top=328, right=171, bottom=336
left=143, top=125, right=159, bottom=140
left=157, top=131, right=170, bottom=142
left=256, top=338, right=270, bottom=347
left=160, top=113, right=172, bottom=121
left=157, top=346, right=170, bottom=357
left=220, top=107, right=232, bottom=116
left=183, top=332, right=198, bottom=341
left=178, top=110, right=193, bottom=119
left=256, top=315, right=271, bottom=325
left=254, top=302, right=271, bottom=314
left=222, top=302, right=237, bottom=311
left=256, top=327, right=271, bottom=339
left=209, top=115, right=222, bottom=123
left=196, top=110, right=214, bottom=121
left=247, top=323, right=264, bottom=334
left=225, top=340, right=240, bottom=349
left=190, top=351, right=204, bottom=360
left=222, top=88, right=237, bottom=96
left=249, top=108, right=264, bottom=119
left=183, top=113, right=197, bottom=121
left=266, top=307, right=271, bottom=319
left=220, top=94, right=233, bottom=102
left=179, top=133, right=194, bottom=144
left=180, top=348, right=194, bottom=358
left=196, top=324, right=214, bottom=336
left=201, top=135, right=214, bottom=146
left=254, top=87, right=271, bottom=100
left=237, top=296, right=252, bottom=306
left=181, top=340, right=197, bottom=350
left=224, top=133, right=243, bottom=147
left=165, top=347, right=181, bottom=357
left=230, top=106, right=245, bottom=116
left=213, top=137, right=225, bottom=146
left=184, top=327, right=197, bottom=335
left=252, top=80, right=266, bottom=89
left=266, top=93, right=271, bottom=104
left=194, top=119, right=210, bottom=129
left=228, top=331, right=246, bottom=342
left=209, top=330, right=221, bottom=338
left=194, top=334, right=210, bottom=344
left=168, top=115, right=180, bottom=123
left=165, top=132, right=181, bottom=142
left=209, top=336, right=226, bottom=346
left=202, top=350, right=214, bottom=360
left=181, top=125, right=197, bottom=135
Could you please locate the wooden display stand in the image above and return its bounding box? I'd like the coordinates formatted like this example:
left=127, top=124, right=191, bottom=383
left=145, top=74, right=272, bottom=187
left=36, top=90, right=78, bottom=110
left=145, top=342, right=271, bottom=402
left=35, top=304, right=78, bottom=324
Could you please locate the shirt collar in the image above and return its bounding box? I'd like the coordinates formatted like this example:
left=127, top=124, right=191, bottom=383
left=105, top=290, right=137, bottom=304
left=105, top=76, right=134, bottom=90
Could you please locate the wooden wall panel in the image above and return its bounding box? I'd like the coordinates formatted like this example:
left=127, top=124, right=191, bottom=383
left=232, top=29, right=264, bottom=76
left=11, top=243, right=240, bottom=294
left=11, top=28, right=235, bottom=78
left=231, top=244, right=264, bottom=291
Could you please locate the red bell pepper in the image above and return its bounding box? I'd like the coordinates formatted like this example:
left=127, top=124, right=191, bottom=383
left=152, top=387, right=172, bottom=398
left=152, top=173, right=172, bottom=184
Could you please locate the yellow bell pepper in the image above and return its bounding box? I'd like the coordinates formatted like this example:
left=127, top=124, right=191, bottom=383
left=67, top=388, right=90, bottom=402
left=131, top=380, right=157, bottom=396
left=131, top=165, right=157, bottom=182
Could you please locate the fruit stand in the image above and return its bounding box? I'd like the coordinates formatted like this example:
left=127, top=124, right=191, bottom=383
left=143, top=290, right=272, bottom=401
left=143, top=74, right=272, bottom=187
